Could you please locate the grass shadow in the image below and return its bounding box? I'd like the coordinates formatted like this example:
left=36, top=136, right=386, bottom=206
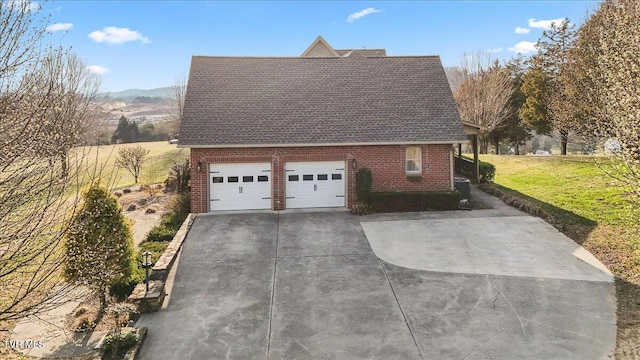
left=479, top=183, right=597, bottom=245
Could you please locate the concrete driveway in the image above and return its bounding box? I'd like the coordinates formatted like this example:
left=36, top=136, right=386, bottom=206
left=137, top=197, right=616, bottom=359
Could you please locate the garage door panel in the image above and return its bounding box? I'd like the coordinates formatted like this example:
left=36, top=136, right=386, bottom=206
left=286, top=161, right=345, bottom=209
left=209, top=163, right=271, bottom=211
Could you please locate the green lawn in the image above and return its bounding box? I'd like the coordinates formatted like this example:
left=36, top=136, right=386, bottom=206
left=482, top=155, right=635, bottom=227
left=80, top=141, right=188, bottom=189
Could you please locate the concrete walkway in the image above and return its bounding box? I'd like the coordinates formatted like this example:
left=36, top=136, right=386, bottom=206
left=360, top=187, right=616, bottom=359
left=361, top=215, right=612, bottom=281
left=9, top=288, right=105, bottom=359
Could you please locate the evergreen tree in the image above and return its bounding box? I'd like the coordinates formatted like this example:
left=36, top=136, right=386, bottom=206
left=525, top=19, right=580, bottom=155
left=111, top=116, right=139, bottom=144
left=65, top=181, right=136, bottom=311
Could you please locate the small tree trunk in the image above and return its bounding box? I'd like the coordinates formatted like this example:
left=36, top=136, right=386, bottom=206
left=560, top=130, right=569, bottom=155
left=494, top=138, right=500, bottom=155
left=60, top=153, right=68, bottom=178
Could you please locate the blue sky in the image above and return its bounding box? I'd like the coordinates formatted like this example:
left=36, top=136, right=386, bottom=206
left=40, top=1, right=601, bottom=92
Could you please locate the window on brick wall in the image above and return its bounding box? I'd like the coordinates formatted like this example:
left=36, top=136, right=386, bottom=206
left=405, top=146, right=422, bottom=174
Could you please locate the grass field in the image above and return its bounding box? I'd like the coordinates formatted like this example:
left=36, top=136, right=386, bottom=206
left=480, top=154, right=640, bottom=357
left=80, top=141, right=188, bottom=189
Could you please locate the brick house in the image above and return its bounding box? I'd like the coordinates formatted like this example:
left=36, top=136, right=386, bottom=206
left=179, top=36, right=469, bottom=212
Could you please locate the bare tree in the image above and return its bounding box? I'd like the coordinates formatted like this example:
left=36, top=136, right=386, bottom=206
left=444, top=66, right=466, bottom=93
left=38, top=50, right=103, bottom=177
left=166, top=76, right=186, bottom=137
left=453, top=52, right=516, bottom=153
left=116, top=145, right=150, bottom=184
left=0, top=1, right=101, bottom=322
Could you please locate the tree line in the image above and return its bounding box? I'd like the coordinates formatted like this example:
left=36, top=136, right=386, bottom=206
left=450, top=0, right=639, bottom=164
left=110, top=115, right=174, bottom=144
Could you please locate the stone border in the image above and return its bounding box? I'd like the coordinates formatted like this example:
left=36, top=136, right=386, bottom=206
left=150, top=213, right=197, bottom=281
left=124, top=327, right=147, bottom=360
left=128, top=214, right=197, bottom=312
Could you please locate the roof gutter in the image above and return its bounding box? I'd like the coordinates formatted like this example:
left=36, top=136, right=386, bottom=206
left=178, top=140, right=469, bottom=149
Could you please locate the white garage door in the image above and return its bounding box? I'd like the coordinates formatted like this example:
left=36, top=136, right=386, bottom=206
left=285, top=161, right=345, bottom=209
left=209, top=163, right=271, bottom=211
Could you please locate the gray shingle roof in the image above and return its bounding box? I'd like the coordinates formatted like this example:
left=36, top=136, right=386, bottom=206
left=179, top=55, right=467, bottom=147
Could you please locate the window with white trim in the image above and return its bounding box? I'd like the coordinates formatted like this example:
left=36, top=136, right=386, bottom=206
left=405, top=146, right=422, bottom=174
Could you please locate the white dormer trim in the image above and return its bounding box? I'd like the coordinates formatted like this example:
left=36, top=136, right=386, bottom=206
left=300, top=36, right=340, bottom=57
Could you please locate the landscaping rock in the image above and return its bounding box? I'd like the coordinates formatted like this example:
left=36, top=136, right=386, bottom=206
left=123, top=188, right=132, bottom=194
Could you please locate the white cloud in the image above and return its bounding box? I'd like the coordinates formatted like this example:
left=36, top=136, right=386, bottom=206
left=46, top=23, right=73, bottom=32
left=7, top=0, right=40, bottom=12
left=88, top=27, right=150, bottom=44
left=528, top=18, right=566, bottom=30
left=486, top=47, right=503, bottom=53
left=347, top=8, right=382, bottom=23
left=515, top=27, right=530, bottom=34
left=509, top=41, right=537, bottom=54
left=87, top=65, right=109, bottom=75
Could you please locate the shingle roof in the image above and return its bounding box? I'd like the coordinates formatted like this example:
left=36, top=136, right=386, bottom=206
left=179, top=55, right=467, bottom=147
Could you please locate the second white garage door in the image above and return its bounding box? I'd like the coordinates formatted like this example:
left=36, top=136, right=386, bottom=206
left=285, top=161, right=345, bottom=209
left=209, top=163, right=272, bottom=211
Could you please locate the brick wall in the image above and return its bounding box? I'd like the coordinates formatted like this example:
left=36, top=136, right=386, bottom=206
left=190, top=144, right=453, bottom=213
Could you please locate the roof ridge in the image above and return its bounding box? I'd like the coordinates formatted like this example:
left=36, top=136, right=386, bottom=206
left=191, top=55, right=441, bottom=59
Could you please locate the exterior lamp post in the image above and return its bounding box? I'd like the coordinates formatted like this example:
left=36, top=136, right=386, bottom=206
left=142, top=251, right=153, bottom=292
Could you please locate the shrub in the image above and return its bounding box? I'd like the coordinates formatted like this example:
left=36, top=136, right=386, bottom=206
left=479, top=160, right=496, bottom=183
left=109, top=241, right=170, bottom=299
left=370, top=191, right=460, bottom=213
left=126, top=204, right=136, bottom=211
left=355, top=168, right=373, bottom=204
left=168, top=192, right=191, bottom=220
left=109, top=267, right=144, bottom=300
left=65, top=181, right=136, bottom=310
left=102, top=331, right=138, bottom=358
left=122, top=188, right=132, bottom=194
left=351, top=202, right=372, bottom=215
left=146, top=226, right=175, bottom=242
left=137, top=241, right=170, bottom=265
left=145, top=207, right=157, bottom=214
left=106, top=302, right=139, bottom=329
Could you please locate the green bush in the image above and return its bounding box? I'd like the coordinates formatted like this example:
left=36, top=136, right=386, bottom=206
left=109, top=241, right=170, bottom=299
left=102, top=331, right=138, bottom=358
left=168, top=192, right=191, bottom=220
left=137, top=241, right=170, bottom=265
left=370, top=191, right=460, bottom=213
left=355, top=168, right=373, bottom=204
left=109, top=267, right=144, bottom=300
left=146, top=225, right=176, bottom=242
left=479, top=160, right=496, bottom=183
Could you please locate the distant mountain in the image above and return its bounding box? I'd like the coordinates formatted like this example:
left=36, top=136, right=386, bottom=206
left=101, top=87, right=173, bottom=101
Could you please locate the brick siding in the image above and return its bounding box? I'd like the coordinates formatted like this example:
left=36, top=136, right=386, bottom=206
left=190, top=144, right=453, bottom=213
